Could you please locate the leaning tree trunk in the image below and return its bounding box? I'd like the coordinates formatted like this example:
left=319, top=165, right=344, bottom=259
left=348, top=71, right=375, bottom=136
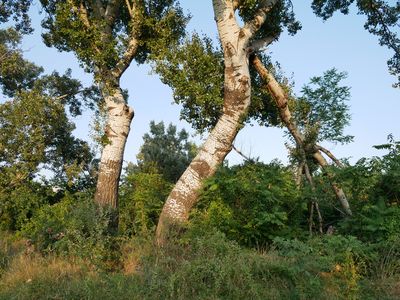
left=156, top=0, right=260, bottom=244
left=95, top=87, right=134, bottom=209
left=156, top=55, right=251, bottom=243
left=251, top=55, right=352, bottom=216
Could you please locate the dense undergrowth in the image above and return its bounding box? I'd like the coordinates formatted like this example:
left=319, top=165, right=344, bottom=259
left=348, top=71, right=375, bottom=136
left=1, top=137, right=399, bottom=299
left=1, top=228, right=399, bottom=300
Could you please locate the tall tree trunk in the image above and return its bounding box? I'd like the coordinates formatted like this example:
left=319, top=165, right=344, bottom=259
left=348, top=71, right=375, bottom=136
left=251, top=55, right=352, bottom=216
left=156, top=0, right=260, bottom=244
left=95, top=87, right=134, bottom=209
left=156, top=58, right=251, bottom=243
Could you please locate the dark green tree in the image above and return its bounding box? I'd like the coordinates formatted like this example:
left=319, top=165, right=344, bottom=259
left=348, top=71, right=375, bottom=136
left=119, top=121, right=196, bottom=236
left=294, top=69, right=353, bottom=146
left=193, top=161, right=302, bottom=247
left=135, top=121, right=197, bottom=183
left=0, top=89, right=94, bottom=230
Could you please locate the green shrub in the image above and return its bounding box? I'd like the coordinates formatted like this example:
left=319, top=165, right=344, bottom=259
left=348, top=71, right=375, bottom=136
left=192, top=162, right=305, bottom=247
left=339, top=203, right=400, bottom=243
left=21, top=193, right=120, bottom=270
left=119, top=172, right=171, bottom=237
left=137, top=230, right=336, bottom=299
left=0, top=181, right=55, bottom=231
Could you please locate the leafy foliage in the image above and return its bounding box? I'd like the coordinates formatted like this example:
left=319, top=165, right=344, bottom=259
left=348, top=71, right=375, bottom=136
left=0, top=90, right=94, bottom=187
left=154, top=35, right=280, bottom=132
left=238, top=0, right=302, bottom=38
left=0, top=181, right=55, bottom=231
left=119, top=121, right=195, bottom=236
left=0, top=89, right=95, bottom=231
left=40, top=0, right=188, bottom=78
left=0, top=28, right=43, bottom=97
left=119, top=172, right=171, bottom=237
left=0, top=0, right=32, bottom=33
left=294, top=68, right=353, bottom=145
left=336, top=136, right=400, bottom=242
left=134, top=121, right=197, bottom=182
left=192, top=162, right=304, bottom=246
left=154, top=34, right=224, bottom=132
left=21, top=194, right=120, bottom=269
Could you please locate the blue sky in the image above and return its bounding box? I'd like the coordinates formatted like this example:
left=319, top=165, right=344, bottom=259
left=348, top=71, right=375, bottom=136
left=17, top=1, right=400, bottom=166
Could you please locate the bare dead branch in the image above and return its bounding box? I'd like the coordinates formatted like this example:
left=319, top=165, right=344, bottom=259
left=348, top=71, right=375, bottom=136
left=232, top=144, right=252, bottom=161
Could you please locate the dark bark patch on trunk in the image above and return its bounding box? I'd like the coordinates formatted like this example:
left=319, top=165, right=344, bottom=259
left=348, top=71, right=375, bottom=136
left=223, top=81, right=249, bottom=118
left=123, top=104, right=134, bottom=120
left=191, top=159, right=213, bottom=178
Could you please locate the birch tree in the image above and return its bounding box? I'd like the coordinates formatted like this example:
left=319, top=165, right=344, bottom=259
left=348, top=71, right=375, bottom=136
left=156, top=0, right=300, bottom=242
left=39, top=0, right=187, bottom=211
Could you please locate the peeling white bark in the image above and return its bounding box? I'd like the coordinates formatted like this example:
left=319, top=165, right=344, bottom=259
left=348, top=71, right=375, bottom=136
left=95, top=88, right=134, bottom=208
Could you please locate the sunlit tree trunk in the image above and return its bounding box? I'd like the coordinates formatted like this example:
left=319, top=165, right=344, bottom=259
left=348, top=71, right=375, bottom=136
left=95, top=87, right=134, bottom=209
left=156, top=0, right=277, bottom=243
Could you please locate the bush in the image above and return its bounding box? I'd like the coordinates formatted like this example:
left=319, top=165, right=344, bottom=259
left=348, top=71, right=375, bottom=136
left=21, top=193, right=120, bottom=270
left=135, top=230, right=345, bottom=299
left=192, top=162, right=305, bottom=247
left=119, top=172, right=171, bottom=237
left=0, top=181, right=56, bottom=231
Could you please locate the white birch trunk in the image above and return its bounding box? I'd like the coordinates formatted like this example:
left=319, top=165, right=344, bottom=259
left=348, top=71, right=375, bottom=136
left=156, top=0, right=254, bottom=243
left=95, top=87, right=134, bottom=209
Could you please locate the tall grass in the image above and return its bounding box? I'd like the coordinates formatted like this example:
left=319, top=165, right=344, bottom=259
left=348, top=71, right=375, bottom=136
left=1, top=230, right=399, bottom=300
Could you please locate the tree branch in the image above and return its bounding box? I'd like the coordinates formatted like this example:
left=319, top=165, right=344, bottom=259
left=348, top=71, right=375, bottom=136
left=248, top=35, right=277, bottom=53
left=111, top=36, right=139, bottom=79
left=315, top=145, right=344, bottom=168
left=67, top=0, right=91, bottom=28
left=243, top=0, right=277, bottom=39
left=251, top=54, right=304, bottom=146
left=111, top=0, right=140, bottom=79
left=125, top=0, right=134, bottom=18
left=295, top=161, right=305, bottom=187
left=53, top=89, right=86, bottom=101
left=232, top=144, right=252, bottom=161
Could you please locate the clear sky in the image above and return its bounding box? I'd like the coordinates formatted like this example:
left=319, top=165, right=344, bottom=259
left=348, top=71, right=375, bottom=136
left=17, top=1, right=400, bottom=166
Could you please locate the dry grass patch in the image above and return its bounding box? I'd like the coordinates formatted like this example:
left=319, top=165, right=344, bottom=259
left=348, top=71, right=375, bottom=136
left=0, top=253, right=95, bottom=290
